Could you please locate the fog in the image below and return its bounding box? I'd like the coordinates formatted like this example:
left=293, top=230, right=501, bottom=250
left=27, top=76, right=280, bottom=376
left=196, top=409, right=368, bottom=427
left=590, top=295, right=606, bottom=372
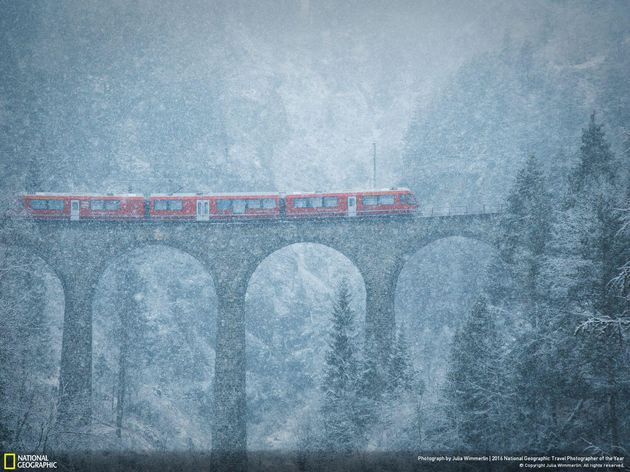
left=1, top=1, right=628, bottom=470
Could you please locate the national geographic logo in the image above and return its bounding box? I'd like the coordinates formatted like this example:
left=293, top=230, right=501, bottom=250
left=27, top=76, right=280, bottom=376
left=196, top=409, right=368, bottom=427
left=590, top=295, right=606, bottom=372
left=3, top=454, right=15, bottom=471
left=3, top=454, right=57, bottom=470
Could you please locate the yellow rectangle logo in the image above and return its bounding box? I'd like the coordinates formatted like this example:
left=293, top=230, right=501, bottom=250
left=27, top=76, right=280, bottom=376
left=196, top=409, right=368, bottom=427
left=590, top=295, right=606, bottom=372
left=3, top=453, right=16, bottom=470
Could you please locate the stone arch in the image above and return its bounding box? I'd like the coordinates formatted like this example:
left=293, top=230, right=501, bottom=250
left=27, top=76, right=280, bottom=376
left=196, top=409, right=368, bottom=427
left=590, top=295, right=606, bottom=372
left=0, top=243, right=65, bottom=450
left=0, top=240, right=68, bottom=292
left=243, top=234, right=366, bottom=286
left=0, top=241, right=65, bottom=289
left=91, top=243, right=218, bottom=451
left=393, top=229, right=508, bottom=324
left=389, top=222, right=505, bottom=328
left=244, top=242, right=366, bottom=451
left=393, top=235, right=511, bottom=419
left=91, top=240, right=214, bottom=287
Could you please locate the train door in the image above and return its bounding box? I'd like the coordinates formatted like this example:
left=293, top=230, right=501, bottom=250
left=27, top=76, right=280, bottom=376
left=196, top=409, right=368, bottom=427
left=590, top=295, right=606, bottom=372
left=347, top=196, right=357, bottom=217
left=279, top=194, right=286, bottom=217
left=70, top=200, right=80, bottom=221
left=196, top=200, right=210, bottom=221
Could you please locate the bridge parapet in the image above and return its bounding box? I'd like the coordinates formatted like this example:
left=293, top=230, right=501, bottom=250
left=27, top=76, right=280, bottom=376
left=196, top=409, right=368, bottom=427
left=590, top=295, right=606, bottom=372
left=418, top=204, right=504, bottom=217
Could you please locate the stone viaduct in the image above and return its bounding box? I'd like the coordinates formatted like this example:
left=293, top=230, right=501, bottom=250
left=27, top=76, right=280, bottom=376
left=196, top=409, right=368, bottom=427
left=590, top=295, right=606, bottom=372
left=0, top=213, right=499, bottom=469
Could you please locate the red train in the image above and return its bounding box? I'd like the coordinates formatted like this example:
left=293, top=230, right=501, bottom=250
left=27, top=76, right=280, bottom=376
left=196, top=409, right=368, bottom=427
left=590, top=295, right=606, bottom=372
left=20, top=189, right=417, bottom=221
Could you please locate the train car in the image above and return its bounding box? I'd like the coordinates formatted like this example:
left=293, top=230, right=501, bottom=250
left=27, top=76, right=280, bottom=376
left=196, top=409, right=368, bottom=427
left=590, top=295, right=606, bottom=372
left=149, top=193, right=280, bottom=220
left=22, top=193, right=145, bottom=220
left=212, top=193, right=280, bottom=219
left=284, top=191, right=347, bottom=217
left=21, top=189, right=416, bottom=221
left=355, top=188, right=417, bottom=216
left=148, top=194, right=197, bottom=220
left=285, top=188, right=417, bottom=218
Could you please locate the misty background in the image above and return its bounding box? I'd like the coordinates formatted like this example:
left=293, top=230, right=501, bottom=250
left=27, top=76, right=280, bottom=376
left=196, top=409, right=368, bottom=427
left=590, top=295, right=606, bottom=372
left=3, top=0, right=627, bottom=199
left=0, top=0, right=629, bottom=464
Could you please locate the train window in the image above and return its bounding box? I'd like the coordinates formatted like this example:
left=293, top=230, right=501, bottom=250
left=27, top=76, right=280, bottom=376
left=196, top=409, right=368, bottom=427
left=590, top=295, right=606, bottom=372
left=48, top=200, right=64, bottom=210
left=155, top=200, right=183, bottom=211
left=91, top=200, right=105, bottom=210
left=168, top=200, right=183, bottom=211
left=400, top=194, right=407, bottom=204
left=308, top=197, right=323, bottom=208
left=362, top=195, right=378, bottom=206
left=233, top=200, right=247, bottom=214
left=294, top=198, right=307, bottom=208
left=378, top=195, right=395, bottom=205
left=323, top=197, right=338, bottom=207
left=247, top=199, right=262, bottom=209
left=30, top=200, right=47, bottom=210
left=262, top=198, right=276, bottom=209
left=105, top=200, right=121, bottom=211
left=217, top=199, right=231, bottom=210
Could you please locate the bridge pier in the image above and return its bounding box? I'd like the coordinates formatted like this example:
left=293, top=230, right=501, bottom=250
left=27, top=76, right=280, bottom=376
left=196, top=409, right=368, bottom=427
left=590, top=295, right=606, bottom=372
left=356, top=253, right=405, bottom=367
left=54, top=260, right=99, bottom=450
left=211, top=258, right=251, bottom=472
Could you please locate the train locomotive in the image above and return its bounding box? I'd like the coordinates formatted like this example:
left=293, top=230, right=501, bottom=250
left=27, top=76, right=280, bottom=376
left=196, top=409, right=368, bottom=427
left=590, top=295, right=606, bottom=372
left=20, top=188, right=417, bottom=221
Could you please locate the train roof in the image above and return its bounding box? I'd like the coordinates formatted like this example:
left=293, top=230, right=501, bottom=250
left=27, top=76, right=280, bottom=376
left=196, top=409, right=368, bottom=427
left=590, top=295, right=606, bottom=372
left=25, top=193, right=143, bottom=197
left=151, top=188, right=412, bottom=196
left=286, top=187, right=412, bottom=195
left=21, top=188, right=412, bottom=198
left=149, top=192, right=281, bottom=197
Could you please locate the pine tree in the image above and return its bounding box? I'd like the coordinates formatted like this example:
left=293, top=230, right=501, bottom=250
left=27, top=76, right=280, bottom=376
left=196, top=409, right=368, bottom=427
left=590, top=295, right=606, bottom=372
left=445, top=297, right=505, bottom=451
left=353, top=336, right=384, bottom=450
left=0, top=248, right=55, bottom=451
left=387, top=327, right=415, bottom=394
left=611, top=197, right=630, bottom=322
left=320, top=279, right=363, bottom=453
left=110, top=258, right=148, bottom=443
left=573, top=189, right=630, bottom=454
left=381, top=325, right=423, bottom=451
left=569, top=112, right=615, bottom=194
left=563, top=114, right=622, bottom=318
left=498, top=154, right=552, bottom=322
left=495, top=154, right=562, bottom=449
left=357, top=354, right=382, bottom=403
left=557, top=114, right=628, bottom=452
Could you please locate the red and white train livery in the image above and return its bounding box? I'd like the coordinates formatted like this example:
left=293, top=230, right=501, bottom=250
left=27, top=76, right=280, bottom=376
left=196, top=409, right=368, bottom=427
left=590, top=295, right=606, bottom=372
left=21, top=188, right=417, bottom=221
